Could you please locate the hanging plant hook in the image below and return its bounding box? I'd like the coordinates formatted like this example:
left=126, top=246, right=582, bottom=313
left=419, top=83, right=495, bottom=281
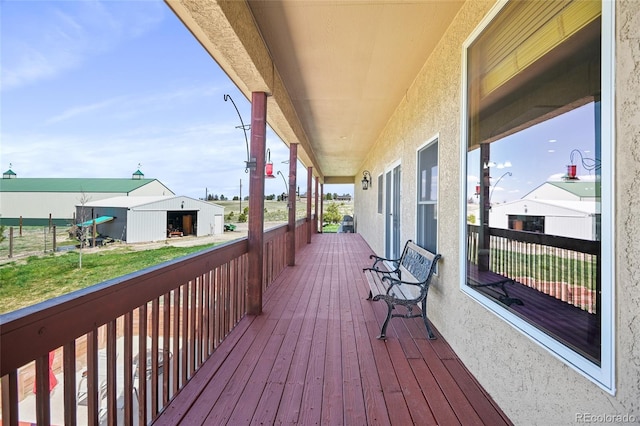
left=224, top=94, right=255, bottom=172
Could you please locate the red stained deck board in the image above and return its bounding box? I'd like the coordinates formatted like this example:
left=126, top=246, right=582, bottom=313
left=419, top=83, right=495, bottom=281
left=386, top=338, right=438, bottom=425
left=251, top=257, right=325, bottom=424
left=185, top=317, right=279, bottom=425
left=349, top=273, right=390, bottom=424
left=443, top=358, right=511, bottom=426
left=273, top=248, right=328, bottom=424
left=152, top=315, right=257, bottom=426
left=154, top=233, right=512, bottom=426
left=340, top=249, right=368, bottom=425
left=226, top=332, right=285, bottom=424
left=298, top=254, right=331, bottom=426
left=415, top=338, right=485, bottom=425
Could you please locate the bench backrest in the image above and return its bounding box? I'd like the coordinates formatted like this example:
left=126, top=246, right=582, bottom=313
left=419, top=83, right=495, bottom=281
left=399, top=241, right=440, bottom=284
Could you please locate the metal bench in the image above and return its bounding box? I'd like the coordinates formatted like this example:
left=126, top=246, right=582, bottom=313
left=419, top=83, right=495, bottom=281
left=363, top=240, right=441, bottom=340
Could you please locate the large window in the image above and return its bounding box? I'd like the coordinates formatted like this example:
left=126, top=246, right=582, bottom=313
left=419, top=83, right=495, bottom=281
left=462, top=0, right=613, bottom=391
left=417, top=138, right=438, bottom=253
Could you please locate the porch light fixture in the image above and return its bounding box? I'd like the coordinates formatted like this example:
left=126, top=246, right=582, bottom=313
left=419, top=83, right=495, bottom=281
left=361, top=170, right=372, bottom=190
left=223, top=94, right=255, bottom=172
left=265, top=149, right=276, bottom=179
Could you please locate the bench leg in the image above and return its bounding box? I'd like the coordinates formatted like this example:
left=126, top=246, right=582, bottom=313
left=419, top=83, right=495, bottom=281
left=421, top=298, right=436, bottom=340
left=377, top=301, right=393, bottom=340
left=366, top=290, right=373, bottom=301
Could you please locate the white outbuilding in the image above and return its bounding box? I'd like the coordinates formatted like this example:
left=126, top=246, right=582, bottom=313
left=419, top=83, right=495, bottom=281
left=77, top=196, right=224, bottom=243
left=489, top=181, right=600, bottom=240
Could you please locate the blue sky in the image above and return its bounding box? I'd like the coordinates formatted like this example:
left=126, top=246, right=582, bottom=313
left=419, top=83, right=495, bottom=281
left=467, top=103, right=599, bottom=205
left=1, top=0, right=352, bottom=199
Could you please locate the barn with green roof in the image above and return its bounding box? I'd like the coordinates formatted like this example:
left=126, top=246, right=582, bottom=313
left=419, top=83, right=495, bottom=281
left=0, top=169, right=174, bottom=226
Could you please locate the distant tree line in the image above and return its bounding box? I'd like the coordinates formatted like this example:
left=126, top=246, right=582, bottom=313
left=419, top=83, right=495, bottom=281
left=203, top=192, right=352, bottom=202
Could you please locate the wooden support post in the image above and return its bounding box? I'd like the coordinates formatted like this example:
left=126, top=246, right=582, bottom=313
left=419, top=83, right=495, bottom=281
left=306, top=167, right=313, bottom=244
left=9, top=227, right=13, bottom=258
left=314, top=178, right=319, bottom=233
left=287, top=144, right=298, bottom=266
left=479, top=142, right=491, bottom=271
left=320, top=183, right=324, bottom=234
left=247, top=91, right=267, bottom=315
left=52, top=225, right=57, bottom=253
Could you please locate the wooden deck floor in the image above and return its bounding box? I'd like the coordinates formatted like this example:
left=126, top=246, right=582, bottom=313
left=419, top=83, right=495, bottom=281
left=155, top=233, right=511, bottom=425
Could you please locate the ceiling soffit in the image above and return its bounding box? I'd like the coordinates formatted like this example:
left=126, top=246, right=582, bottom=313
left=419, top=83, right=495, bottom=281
left=167, top=0, right=463, bottom=182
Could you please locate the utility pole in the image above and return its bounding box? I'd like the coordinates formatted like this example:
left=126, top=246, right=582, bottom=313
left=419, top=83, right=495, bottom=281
left=239, top=179, right=242, bottom=213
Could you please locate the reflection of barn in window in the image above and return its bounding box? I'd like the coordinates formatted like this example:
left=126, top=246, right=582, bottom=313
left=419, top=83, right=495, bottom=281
left=508, top=215, right=544, bottom=233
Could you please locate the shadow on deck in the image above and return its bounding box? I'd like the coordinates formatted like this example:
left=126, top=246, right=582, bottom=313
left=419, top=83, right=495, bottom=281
left=155, top=233, right=512, bottom=425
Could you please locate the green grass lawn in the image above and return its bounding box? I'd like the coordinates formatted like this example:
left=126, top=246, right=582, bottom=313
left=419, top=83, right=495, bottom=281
left=322, top=223, right=340, bottom=233
left=0, top=244, right=215, bottom=314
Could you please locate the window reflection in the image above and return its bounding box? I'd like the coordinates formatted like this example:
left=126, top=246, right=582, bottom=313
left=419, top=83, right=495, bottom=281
left=466, top=104, right=601, bottom=365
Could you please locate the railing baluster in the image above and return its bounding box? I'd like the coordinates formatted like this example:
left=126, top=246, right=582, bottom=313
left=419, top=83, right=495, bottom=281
left=181, top=283, right=188, bottom=386
left=1, top=370, right=19, bottom=426
left=34, top=353, right=50, bottom=425
left=138, top=304, right=148, bottom=426
left=123, top=312, right=133, bottom=426
left=63, top=341, right=77, bottom=426
left=87, top=329, right=99, bottom=426
left=162, top=292, right=171, bottom=406
left=189, top=280, right=196, bottom=379
left=151, top=298, right=159, bottom=419
left=172, top=288, right=181, bottom=395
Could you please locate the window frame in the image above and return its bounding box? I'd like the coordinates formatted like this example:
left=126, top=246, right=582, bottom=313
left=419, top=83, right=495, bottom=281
left=416, top=134, right=439, bottom=253
left=458, top=0, right=615, bottom=393
left=377, top=173, right=383, bottom=214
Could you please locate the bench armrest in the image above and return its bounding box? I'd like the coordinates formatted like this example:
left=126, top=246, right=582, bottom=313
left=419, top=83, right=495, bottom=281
left=366, top=254, right=400, bottom=272
left=382, top=275, right=423, bottom=289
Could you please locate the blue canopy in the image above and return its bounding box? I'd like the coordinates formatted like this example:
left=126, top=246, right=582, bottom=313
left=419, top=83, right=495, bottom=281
left=77, top=216, right=114, bottom=227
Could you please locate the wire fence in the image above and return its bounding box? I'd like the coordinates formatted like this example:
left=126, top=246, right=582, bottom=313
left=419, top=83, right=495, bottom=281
left=0, top=225, right=77, bottom=262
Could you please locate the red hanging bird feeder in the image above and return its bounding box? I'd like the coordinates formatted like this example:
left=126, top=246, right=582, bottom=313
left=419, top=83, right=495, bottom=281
left=265, top=148, right=276, bottom=179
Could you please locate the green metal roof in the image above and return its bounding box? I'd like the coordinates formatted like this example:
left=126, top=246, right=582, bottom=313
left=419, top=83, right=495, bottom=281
left=548, top=181, right=599, bottom=198
left=0, top=178, right=158, bottom=193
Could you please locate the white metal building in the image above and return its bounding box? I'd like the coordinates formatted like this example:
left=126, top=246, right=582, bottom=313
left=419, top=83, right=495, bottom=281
left=0, top=169, right=174, bottom=226
left=78, top=196, right=224, bottom=243
left=489, top=199, right=599, bottom=240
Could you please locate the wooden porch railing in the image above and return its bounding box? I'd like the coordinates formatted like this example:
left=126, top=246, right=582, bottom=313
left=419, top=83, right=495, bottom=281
left=467, top=225, right=600, bottom=312
left=0, top=220, right=310, bottom=426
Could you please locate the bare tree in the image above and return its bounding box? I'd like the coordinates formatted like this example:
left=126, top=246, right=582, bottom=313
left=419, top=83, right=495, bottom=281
left=75, top=191, right=92, bottom=269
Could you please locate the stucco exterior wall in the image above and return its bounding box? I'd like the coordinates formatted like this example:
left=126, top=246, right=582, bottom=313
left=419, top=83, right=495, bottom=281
left=614, top=0, right=640, bottom=419
left=354, top=0, right=639, bottom=423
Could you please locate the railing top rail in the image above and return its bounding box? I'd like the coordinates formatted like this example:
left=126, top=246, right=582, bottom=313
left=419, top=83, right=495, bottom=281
left=264, top=223, right=288, bottom=243
left=467, top=224, right=600, bottom=255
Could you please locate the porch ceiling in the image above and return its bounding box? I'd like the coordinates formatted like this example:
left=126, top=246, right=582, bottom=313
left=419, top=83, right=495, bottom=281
left=166, top=0, right=463, bottom=183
